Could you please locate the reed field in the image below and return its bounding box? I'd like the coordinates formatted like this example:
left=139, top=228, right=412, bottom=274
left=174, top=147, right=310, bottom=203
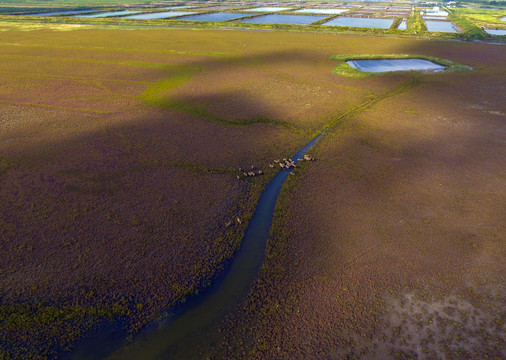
left=0, top=19, right=505, bottom=359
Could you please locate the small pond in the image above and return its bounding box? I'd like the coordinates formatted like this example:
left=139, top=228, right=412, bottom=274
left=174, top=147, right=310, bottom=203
left=484, top=28, right=506, bottom=36
left=76, top=11, right=143, bottom=18
left=424, top=20, right=458, bottom=33
left=179, top=12, right=250, bottom=22
left=24, top=10, right=97, bottom=16
left=243, top=7, right=292, bottom=12
left=294, top=8, right=349, bottom=15
left=323, top=17, right=394, bottom=29
left=240, top=14, right=326, bottom=25
left=501, top=16, right=506, bottom=21
left=423, top=15, right=449, bottom=20
left=397, top=20, right=408, bottom=30
left=347, top=58, right=446, bottom=73
left=122, top=11, right=194, bottom=19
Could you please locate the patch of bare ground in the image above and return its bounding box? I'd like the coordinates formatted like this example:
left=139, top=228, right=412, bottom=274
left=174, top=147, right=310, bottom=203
left=216, top=45, right=505, bottom=359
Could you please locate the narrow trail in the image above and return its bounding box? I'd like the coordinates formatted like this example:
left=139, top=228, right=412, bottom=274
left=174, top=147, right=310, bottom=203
left=325, top=76, right=420, bottom=132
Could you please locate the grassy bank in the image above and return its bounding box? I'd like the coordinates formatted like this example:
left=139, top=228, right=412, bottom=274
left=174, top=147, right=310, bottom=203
left=332, top=54, right=472, bottom=78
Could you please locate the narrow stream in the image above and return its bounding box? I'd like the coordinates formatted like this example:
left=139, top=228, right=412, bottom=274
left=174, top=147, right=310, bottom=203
left=73, top=133, right=323, bottom=359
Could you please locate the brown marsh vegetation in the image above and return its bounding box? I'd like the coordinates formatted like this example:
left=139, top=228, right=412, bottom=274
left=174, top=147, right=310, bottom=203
left=0, top=22, right=505, bottom=359
left=215, top=40, right=506, bottom=359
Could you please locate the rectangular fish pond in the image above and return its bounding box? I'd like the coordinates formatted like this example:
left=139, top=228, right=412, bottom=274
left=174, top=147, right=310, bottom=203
left=179, top=12, right=251, bottom=22
left=122, top=11, right=194, bottom=19
left=323, top=17, right=394, bottom=29
left=397, top=20, right=408, bottom=30
left=76, top=11, right=143, bottom=18
left=347, top=59, right=446, bottom=73
left=23, top=10, right=97, bottom=16
left=294, top=8, right=349, bottom=15
left=484, top=28, right=506, bottom=36
left=424, top=20, right=458, bottom=33
left=240, top=14, right=326, bottom=25
left=243, top=7, right=292, bottom=12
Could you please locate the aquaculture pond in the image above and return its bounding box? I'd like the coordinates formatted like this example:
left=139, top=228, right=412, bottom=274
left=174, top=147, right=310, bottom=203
left=294, top=8, right=349, bottom=15
left=424, top=20, right=458, bottom=33
left=323, top=17, right=394, bottom=29
left=484, top=28, right=506, bottom=36
left=243, top=7, right=292, bottom=12
left=240, top=14, right=326, bottom=25
left=347, top=58, right=446, bottom=73
left=122, top=11, right=194, bottom=19
left=398, top=20, right=408, bottom=30
left=23, top=10, right=97, bottom=16
left=179, top=12, right=250, bottom=22
left=423, top=15, right=449, bottom=20
left=76, top=11, right=143, bottom=18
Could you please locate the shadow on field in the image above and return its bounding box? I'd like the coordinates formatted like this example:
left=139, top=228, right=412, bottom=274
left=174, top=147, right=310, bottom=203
left=1, top=34, right=505, bottom=359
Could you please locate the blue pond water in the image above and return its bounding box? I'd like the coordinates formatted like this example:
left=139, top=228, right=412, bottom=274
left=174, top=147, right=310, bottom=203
left=122, top=11, right=194, bottom=19
left=76, top=11, right=143, bottom=18
left=243, top=7, right=292, bottom=12
left=23, top=10, right=97, bottom=16
left=398, top=20, right=408, bottom=30
left=323, top=16, right=394, bottom=29
left=424, top=20, right=458, bottom=33
left=179, top=12, right=250, bottom=22
left=294, top=8, right=349, bottom=15
left=484, top=28, right=506, bottom=36
left=240, top=14, right=326, bottom=25
left=347, top=59, right=446, bottom=73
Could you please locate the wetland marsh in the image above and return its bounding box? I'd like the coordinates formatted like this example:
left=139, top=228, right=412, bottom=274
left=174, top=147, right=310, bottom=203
left=0, top=3, right=505, bottom=360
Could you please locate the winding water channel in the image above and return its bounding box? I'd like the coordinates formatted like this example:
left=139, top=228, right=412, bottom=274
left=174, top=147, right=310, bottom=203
left=73, top=133, right=323, bottom=359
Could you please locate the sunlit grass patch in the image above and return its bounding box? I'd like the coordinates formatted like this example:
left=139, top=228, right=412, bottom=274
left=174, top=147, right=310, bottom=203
left=454, top=8, right=506, bottom=27
left=0, top=20, right=86, bottom=31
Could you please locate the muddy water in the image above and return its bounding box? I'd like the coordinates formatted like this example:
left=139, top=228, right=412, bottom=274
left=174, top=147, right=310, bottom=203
left=424, top=20, right=458, bottom=33
left=71, top=133, right=323, bottom=359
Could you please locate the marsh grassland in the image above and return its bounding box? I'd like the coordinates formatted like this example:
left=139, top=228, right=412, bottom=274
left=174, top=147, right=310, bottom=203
left=0, top=20, right=505, bottom=359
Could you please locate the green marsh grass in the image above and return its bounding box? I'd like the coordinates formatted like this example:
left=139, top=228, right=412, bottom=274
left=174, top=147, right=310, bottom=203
left=140, top=66, right=298, bottom=130
left=454, top=7, right=506, bottom=27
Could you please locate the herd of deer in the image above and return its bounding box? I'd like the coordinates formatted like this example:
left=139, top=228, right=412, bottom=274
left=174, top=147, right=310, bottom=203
left=236, top=154, right=316, bottom=179
left=228, top=154, right=316, bottom=227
